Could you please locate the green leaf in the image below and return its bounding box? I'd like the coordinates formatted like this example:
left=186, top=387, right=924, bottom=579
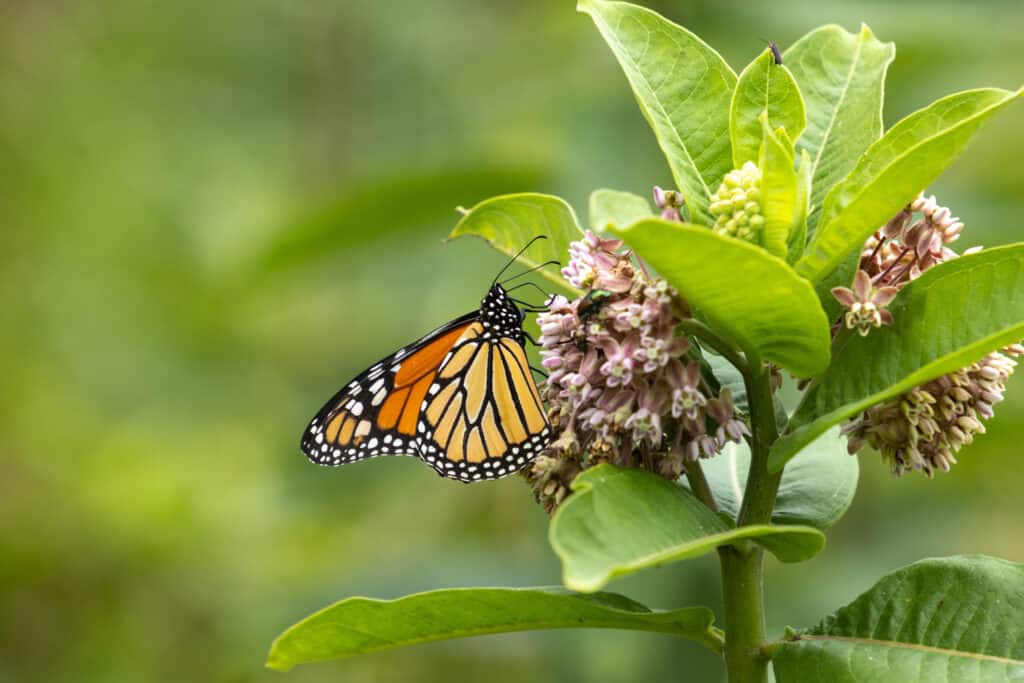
left=731, top=48, right=806, bottom=168
left=693, top=427, right=858, bottom=530
left=588, top=188, right=653, bottom=231
left=786, top=150, right=812, bottom=264
left=772, top=555, right=1024, bottom=682
left=772, top=244, right=1024, bottom=470
left=785, top=25, right=894, bottom=233
left=611, top=219, right=831, bottom=377
left=448, top=193, right=584, bottom=293
left=267, top=587, right=722, bottom=671
left=758, top=117, right=797, bottom=259
left=550, top=465, right=825, bottom=592
left=579, top=0, right=736, bottom=226
left=795, top=87, right=1023, bottom=284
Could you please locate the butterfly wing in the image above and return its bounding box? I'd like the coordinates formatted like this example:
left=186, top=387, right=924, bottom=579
left=301, top=312, right=478, bottom=466
left=416, top=326, right=551, bottom=483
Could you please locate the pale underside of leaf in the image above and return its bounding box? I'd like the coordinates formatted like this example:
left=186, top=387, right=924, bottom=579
left=693, top=427, right=857, bottom=530
left=588, top=188, right=654, bottom=231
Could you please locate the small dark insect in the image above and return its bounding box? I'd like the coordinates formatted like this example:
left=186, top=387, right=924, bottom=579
left=769, top=41, right=783, bottom=65
left=578, top=289, right=612, bottom=323
left=569, top=289, right=612, bottom=352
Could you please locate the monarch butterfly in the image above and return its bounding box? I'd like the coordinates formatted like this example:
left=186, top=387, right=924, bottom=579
left=300, top=240, right=554, bottom=483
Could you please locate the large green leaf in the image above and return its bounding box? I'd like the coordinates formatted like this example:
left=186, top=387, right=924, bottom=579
left=796, top=87, right=1023, bottom=284
left=550, top=465, right=825, bottom=593
left=758, top=117, right=797, bottom=259
left=772, top=245, right=1024, bottom=470
left=579, top=0, right=736, bottom=226
left=611, top=219, right=831, bottom=377
left=267, top=587, right=722, bottom=671
left=448, top=193, right=584, bottom=293
left=731, top=48, right=806, bottom=168
left=588, top=188, right=653, bottom=231
left=784, top=25, right=894, bottom=233
left=692, top=427, right=858, bottom=530
left=772, top=556, right=1024, bottom=682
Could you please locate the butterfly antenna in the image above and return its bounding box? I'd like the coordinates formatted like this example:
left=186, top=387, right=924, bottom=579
left=500, top=260, right=561, bottom=287
left=506, top=281, right=551, bottom=299
left=492, top=235, right=547, bottom=286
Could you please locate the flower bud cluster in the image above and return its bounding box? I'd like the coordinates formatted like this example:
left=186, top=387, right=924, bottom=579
left=523, top=231, right=749, bottom=511
left=708, top=161, right=764, bottom=243
left=844, top=345, right=1022, bottom=476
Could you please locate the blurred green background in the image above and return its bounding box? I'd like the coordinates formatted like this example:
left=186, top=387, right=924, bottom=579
left=2, top=1, right=1022, bottom=681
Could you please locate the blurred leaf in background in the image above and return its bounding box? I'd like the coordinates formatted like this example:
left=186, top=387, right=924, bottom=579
left=1, top=1, right=1021, bottom=682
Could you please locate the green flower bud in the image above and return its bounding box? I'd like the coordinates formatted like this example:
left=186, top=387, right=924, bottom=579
left=709, top=161, right=763, bottom=244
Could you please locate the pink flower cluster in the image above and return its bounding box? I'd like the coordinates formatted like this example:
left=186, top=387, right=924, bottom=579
left=525, top=231, right=748, bottom=509
left=840, top=193, right=1020, bottom=475
left=832, top=193, right=973, bottom=336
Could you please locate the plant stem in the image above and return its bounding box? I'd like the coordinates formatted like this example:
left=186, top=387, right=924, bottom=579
left=678, top=318, right=748, bottom=375
left=719, top=546, right=768, bottom=682
left=718, top=362, right=783, bottom=682
left=684, top=458, right=718, bottom=512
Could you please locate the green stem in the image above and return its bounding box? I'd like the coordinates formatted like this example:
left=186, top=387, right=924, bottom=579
left=719, top=546, right=768, bottom=682
left=736, top=364, right=782, bottom=527
left=718, top=362, right=784, bottom=683
left=684, top=458, right=718, bottom=512
left=678, top=318, right=748, bottom=375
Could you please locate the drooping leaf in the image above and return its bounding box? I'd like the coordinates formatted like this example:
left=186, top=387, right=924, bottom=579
left=784, top=25, right=894, bottom=234
left=579, top=0, right=736, bottom=226
left=796, top=87, right=1023, bottom=284
left=267, top=587, right=722, bottom=671
left=448, top=193, right=584, bottom=293
left=611, top=219, right=831, bottom=377
left=786, top=150, right=812, bottom=264
left=588, top=188, right=653, bottom=231
left=731, top=48, right=806, bottom=168
left=692, top=427, right=858, bottom=530
left=772, top=555, right=1024, bottom=682
left=758, top=117, right=797, bottom=259
left=550, top=465, right=825, bottom=593
left=771, top=244, right=1024, bottom=470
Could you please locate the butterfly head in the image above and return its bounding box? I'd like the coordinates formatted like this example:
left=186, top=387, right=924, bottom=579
left=480, top=284, right=525, bottom=342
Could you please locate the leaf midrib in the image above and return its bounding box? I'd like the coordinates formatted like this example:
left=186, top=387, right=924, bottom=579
left=567, top=523, right=821, bottom=590
left=807, top=32, right=865, bottom=190
left=593, top=9, right=712, bottom=200
left=790, top=634, right=1024, bottom=666
left=810, top=90, right=1016, bottom=281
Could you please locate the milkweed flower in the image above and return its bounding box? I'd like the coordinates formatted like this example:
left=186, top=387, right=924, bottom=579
left=524, top=230, right=747, bottom=510
left=844, top=346, right=1022, bottom=476
left=839, top=193, right=1021, bottom=475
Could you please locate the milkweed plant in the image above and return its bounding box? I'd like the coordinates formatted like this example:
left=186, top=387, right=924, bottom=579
left=269, top=1, right=1024, bottom=681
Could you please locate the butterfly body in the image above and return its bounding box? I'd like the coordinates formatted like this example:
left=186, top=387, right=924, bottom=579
left=301, top=283, right=551, bottom=483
